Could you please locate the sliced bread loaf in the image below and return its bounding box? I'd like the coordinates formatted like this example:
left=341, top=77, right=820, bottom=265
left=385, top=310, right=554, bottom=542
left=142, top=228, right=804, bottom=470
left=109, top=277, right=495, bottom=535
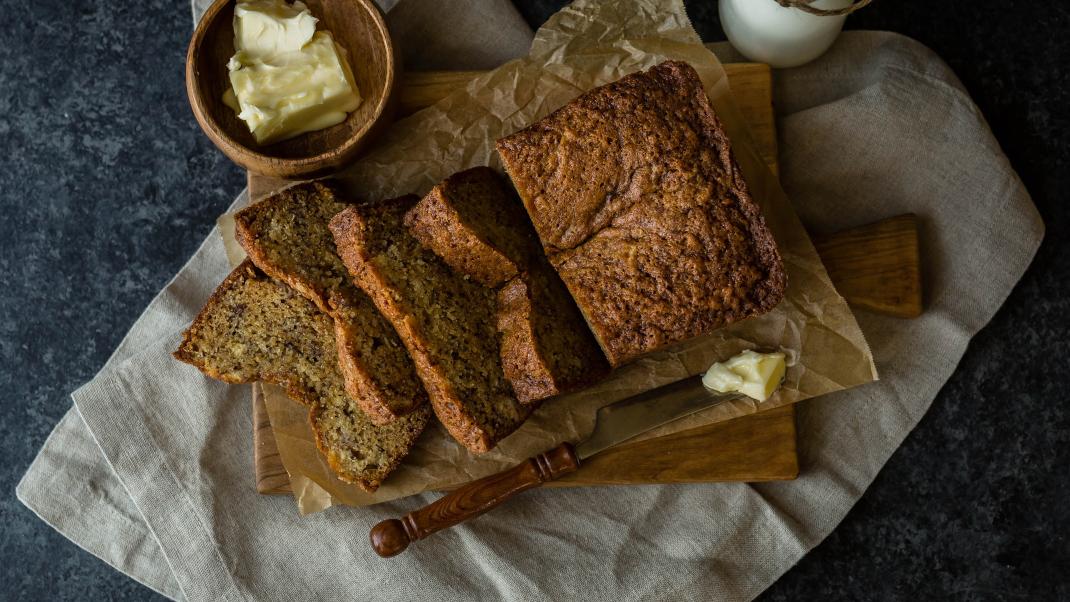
left=404, top=167, right=539, bottom=288
left=497, top=257, right=609, bottom=404
left=329, top=198, right=531, bottom=453
left=173, top=261, right=430, bottom=491
left=234, top=182, right=427, bottom=425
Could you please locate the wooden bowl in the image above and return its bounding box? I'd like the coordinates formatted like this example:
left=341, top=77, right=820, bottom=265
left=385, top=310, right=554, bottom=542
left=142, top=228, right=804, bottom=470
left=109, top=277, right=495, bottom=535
left=186, top=0, right=397, bottom=179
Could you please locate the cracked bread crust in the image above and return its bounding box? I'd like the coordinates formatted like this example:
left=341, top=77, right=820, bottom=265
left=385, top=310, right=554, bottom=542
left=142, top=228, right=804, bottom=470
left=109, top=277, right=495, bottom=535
left=330, top=198, right=532, bottom=453
left=234, top=182, right=427, bottom=424
left=496, top=61, right=785, bottom=366
left=173, top=261, right=430, bottom=491
left=404, top=167, right=540, bottom=288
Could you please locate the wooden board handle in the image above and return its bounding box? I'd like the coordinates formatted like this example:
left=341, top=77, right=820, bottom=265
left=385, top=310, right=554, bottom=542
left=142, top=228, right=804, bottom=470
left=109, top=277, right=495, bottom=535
left=370, top=443, right=580, bottom=557
left=812, top=214, right=923, bottom=318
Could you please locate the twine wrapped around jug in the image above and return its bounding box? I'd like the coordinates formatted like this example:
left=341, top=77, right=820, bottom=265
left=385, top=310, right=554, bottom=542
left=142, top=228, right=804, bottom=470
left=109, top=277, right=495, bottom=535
left=775, top=0, right=874, bottom=16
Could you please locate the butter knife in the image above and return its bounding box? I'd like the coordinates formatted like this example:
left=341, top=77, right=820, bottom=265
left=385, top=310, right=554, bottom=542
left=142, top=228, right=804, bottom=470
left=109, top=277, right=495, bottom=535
left=370, top=375, right=745, bottom=557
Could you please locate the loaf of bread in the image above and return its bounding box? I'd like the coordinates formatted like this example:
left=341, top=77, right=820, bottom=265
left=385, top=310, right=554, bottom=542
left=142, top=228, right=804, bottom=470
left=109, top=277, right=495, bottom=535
left=496, top=60, right=786, bottom=366
left=234, top=182, right=427, bottom=425
left=404, top=167, right=539, bottom=288
left=330, top=198, right=531, bottom=453
left=173, top=261, right=430, bottom=491
left=497, top=257, right=609, bottom=403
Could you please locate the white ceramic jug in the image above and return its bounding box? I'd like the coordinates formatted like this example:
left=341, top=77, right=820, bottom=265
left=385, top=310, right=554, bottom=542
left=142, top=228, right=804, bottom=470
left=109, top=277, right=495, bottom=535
left=719, top=0, right=854, bottom=68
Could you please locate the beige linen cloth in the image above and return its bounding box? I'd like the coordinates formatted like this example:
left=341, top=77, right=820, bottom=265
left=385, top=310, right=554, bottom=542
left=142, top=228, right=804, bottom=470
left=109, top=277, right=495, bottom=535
left=17, top=0, right=1043, bottom=600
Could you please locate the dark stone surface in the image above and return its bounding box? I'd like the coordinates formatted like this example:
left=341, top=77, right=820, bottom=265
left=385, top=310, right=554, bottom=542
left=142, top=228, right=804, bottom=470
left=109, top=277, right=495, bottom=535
left=0, top=0, right=1065, bottom=600
left=2, top=0, right=244, bottom=600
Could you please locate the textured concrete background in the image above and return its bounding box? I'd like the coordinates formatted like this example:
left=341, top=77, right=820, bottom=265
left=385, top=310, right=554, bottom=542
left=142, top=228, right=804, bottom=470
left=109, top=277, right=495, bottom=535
left=1, top=0, right=1067, bottom=599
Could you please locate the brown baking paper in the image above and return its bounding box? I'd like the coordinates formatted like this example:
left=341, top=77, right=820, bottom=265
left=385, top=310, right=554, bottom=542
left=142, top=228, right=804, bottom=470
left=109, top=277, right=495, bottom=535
left=228, top=0, right=877, bottom=513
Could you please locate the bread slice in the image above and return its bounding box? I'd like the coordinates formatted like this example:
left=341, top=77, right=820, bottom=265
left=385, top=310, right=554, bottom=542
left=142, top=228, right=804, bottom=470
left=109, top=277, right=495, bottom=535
left=405, top=167, right=608, bottom=403
left=496, top=61, right=786, bottom=366
left=234, top=182, right=427, bottom=425
left=173, top=261, right=430, bottom=491
left=330, top=198, right=531, bottom=453
left=497, top=257, right=609, bottom=404
left=404, top=167, right=539, bottom=287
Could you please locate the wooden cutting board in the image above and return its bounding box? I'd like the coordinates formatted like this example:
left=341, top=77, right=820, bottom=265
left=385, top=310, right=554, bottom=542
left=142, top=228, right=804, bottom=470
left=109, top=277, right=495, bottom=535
left=246, top=64, right=923, bottom=495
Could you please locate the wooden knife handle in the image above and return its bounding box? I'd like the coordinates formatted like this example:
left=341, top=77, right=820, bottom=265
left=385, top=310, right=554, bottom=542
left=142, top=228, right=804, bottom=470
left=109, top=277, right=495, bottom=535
left=370, top=443, right=580, bottom=557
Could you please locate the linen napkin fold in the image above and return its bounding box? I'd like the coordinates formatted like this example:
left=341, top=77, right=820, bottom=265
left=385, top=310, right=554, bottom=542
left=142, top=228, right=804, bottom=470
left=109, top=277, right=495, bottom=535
left=18, top=1, right=1043, bottom=599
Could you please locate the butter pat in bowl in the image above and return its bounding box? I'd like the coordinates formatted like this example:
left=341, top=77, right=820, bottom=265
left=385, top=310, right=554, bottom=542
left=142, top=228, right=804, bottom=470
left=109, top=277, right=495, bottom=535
left=223, top=0, right=361, bottom=145
left=187, top=0, right=397, bottom=178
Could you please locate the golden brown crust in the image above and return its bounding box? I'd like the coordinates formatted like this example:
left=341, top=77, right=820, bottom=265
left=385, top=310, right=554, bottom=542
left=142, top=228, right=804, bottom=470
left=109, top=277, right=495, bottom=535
left=496, top=277, right=553, bottom=402
left=330, top=199, right=532, bottom=453
left=496, top=61, right=786, bottom=366
left=404, top=167, right=539, bottom=287
left=173, top=260, right=430, bottom=491
left=233, top=182, right=428, bottom=424
left=496, top=260, right=609, bottom=404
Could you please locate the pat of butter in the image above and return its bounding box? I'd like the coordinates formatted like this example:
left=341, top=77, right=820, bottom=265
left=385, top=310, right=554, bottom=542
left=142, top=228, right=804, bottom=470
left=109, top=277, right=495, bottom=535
left=224, top=0, right=361, bottom=145
left=702, top=350, right=786, bottom=402
left=234, top=0, right=317, bottom=59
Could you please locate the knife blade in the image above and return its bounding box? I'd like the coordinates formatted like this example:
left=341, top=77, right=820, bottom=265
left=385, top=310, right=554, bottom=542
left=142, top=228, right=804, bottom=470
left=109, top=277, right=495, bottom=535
left=370, top=374, right=751, bottom=557
left=575, top=375, right=744, bottom=459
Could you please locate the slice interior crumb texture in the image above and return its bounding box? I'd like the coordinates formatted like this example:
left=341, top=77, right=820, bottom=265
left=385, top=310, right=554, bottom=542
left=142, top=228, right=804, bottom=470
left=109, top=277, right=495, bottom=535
left=174, top=261, right=430, bottom=491
left=234, top=181, right=428, bottom=424
left=331, top=198, right=531, bottom=453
